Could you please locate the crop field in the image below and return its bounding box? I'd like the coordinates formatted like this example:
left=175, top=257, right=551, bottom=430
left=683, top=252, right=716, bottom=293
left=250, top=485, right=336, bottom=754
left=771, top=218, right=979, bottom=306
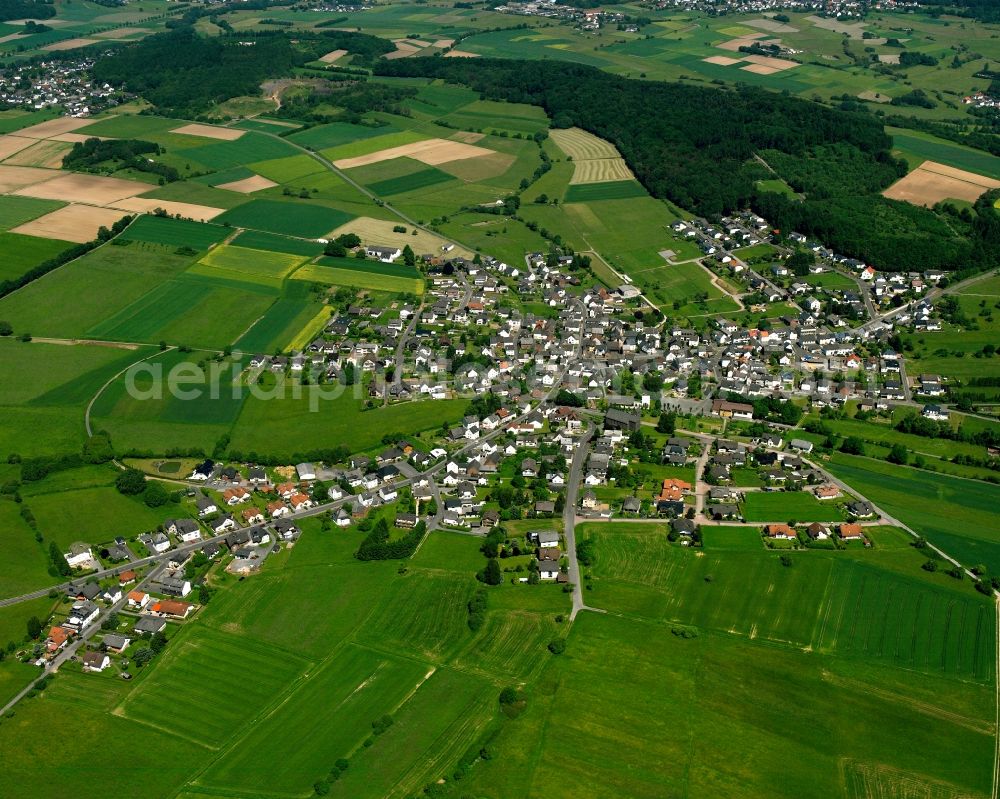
left=742, top=491, right=847, bottom=522
left=889, top=128, right=1000, bottom=181
left=294, top=257, right=424, bottom=295
left=229, top=392, right=466, bottom=460
left=117, top=215, right=228, bottom=249
left=455, top=612, right=994, bottom=799
left=368, top=166, right=455, bottom=196
left=230, top=229, right=324, bottom=256
left=355, top=571, right=477, bottom=663
left=828, top=453, right=1000, bottom=573
left=0, top=193, right=65, bottom=229
left=0, top=241, right=195, bottom=339
left=215, top=198, right=353, bottom=238
left=0, top=232, right=72, bottom=282
left=174, top=131, right=299, bottom=172
left=288, top=121, right=396, bottom=151
left=187, top=244, right=307, bottom=289
left=235, top=295, right=321, bottom=353
left=883, top=160, right=1000, bottom=207
left=564, top=180, right=646, bottom=202
left=579, top=523, right=993, bottom=679
left=194, top=644, right=431, bottom=796
left=88, top=274, right=275, bottom=347
left=117, top=627, right=309, bottom=747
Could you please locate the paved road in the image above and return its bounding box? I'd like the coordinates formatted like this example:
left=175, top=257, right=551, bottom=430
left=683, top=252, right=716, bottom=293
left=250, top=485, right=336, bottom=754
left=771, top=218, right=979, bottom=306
left=562, top=426, right=593, bottom=620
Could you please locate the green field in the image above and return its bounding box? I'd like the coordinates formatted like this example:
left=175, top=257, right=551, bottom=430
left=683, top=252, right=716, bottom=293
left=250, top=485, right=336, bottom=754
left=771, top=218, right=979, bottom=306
left=294, top=257, right=423, bottom=294
left=188, top=244, right=307, bottom=289
left=889, top=127, right=1000, bottom=181
left=0, top=233, right=73, bottom=283
left=564, top=180, right=647, bottom=203
left=828, top=453, right=1000, bottom=573
left=215, top=198, right=353, bottom=238
left=231, top=229, right=325, bottom=256
left=118, top=215, right=229, bottom=250
left=0, top=196, right=64, bottom=230
left=742, top=491, right=847, bottom=523
left=368, top=166, right=455, bottom=196
left=288, top=121, right=396, bottom=150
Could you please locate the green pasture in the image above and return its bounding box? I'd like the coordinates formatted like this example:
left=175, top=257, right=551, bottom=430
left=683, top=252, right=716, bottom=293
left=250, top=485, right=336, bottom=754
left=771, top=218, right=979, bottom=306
left=368, top=166, right=455, bottom=196
left=889, top=127, right=1000, bottom=180
left=187, top=244, right=307, bottom=289
left=293, top=258, right=423, bottom=294
left=288, top=121, right=396, bottom=151
left=231, top=229, right=324, bottom=256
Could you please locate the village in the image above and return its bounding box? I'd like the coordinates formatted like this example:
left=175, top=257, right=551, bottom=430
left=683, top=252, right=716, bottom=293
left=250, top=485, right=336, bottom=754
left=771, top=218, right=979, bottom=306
left=20, top=199, right=972, bottom=684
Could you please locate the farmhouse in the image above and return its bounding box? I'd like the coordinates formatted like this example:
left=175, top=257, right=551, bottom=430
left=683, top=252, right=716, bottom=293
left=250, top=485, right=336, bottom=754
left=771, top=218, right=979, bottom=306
left=366, top=245, right=402, bottom=262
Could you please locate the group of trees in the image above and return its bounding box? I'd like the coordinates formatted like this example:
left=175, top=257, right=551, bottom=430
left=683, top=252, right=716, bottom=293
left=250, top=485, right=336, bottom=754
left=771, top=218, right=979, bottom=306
left=115, top=467, right=174, bottom=508
left=62, top=137, right=178, bottom=182
left=354, top=517, right=426, bottom=560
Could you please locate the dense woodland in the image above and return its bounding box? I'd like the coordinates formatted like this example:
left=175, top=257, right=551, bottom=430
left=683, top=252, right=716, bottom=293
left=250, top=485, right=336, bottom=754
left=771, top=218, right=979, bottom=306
left=376, top=58, right=1000, bottom=273
left=0, top=0, right=54, bottom=21
left=92, top=28, right=393, bottom=117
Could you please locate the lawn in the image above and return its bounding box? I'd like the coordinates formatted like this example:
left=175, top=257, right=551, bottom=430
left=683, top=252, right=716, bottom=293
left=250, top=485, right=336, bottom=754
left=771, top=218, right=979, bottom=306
left=742, top=491, right=847, bottom=523
left=215, top=198, right=353, bottom=238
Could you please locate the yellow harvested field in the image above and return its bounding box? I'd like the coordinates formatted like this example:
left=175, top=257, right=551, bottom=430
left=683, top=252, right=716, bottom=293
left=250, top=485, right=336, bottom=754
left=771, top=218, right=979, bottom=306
left=49, top=132, right=108, bottom=144
left=2, top=139, right=71, bottom=168
left=15, top=173, right=149, bottom=204
left=743, top=17, right=798, bottom=33
left=170, top=124, right=245, bottom=141
left=0, top=165, right=58, bottom=192
left=703, top=55, right=743, bottom=66
left=334, top=138, right=493, bottom=169
left=215, top=174, right=278, bottom=193
left=384, top=48, right=418, bottom=60
left=716, top=35, right=768, bottom=51
left=443, top=50, right=479, bottom=58
left=883, top=160, right=1000, bottom=206
left=107, top=197, right=225, bottom=221
left=0, top=135, right=36, bottom=160
left=319, top=48, right=347, bottom=63
left=550, top=128, right=619, bottom=160
left=10, top=203, right=125, bottom=243
left=328, top=216, right=472, bottom=258
left=743, top=54, right=800, bottom=70
left=433, top=39, right=455, bottom=48
left=42, top=38, right=99, bottom=51
left=14, top=116, right=98, bottom=139
left=550, top=128, right=635, bottom=185
left=93, top=27, right=150, bottom=39
left=570, top=158, right=635, bottom=184
left=741, top=64, right=781, bottom=75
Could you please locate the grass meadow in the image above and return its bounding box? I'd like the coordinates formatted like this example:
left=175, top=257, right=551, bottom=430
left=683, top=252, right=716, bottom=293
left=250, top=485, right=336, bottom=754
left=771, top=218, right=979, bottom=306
left=742, top=491, right=847, bottom=522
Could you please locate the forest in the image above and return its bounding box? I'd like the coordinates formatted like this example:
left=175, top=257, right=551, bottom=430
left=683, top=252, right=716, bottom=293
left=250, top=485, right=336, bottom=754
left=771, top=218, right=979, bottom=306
left=0, top=0, right=54, bottom=21
left=375, top=57, right=1000, bottom=273
left=92, top=28, right=393, bottom=117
